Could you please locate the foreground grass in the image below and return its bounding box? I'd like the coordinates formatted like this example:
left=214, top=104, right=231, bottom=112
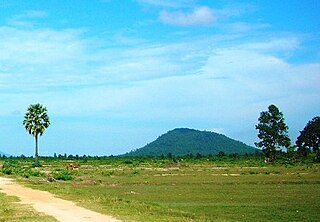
left=0, top=192, right=57, bottom=222
left=1, top=157, right=320, bottom=221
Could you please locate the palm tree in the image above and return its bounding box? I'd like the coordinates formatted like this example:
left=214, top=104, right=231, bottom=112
left=23, top=104, right=50, bottom=164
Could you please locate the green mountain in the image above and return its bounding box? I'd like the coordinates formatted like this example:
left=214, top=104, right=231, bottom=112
left=126, top=128, right=258, bottom=156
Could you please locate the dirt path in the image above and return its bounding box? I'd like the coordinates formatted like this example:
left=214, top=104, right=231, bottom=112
left=0, top=177, right=121, bottom=222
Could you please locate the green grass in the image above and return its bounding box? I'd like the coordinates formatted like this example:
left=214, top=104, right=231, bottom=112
left=1, top=157, right=320, bottom=221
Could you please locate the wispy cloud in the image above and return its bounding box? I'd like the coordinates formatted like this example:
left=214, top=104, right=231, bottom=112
left=20, top=10, right=48, bottom=18
left=241, top=37, right=300, bottom=52
left=136, top=0, right=196, bottom=8
left=201, top=41, right=320, bottom=112
left=214, top=4, right=257, bottom=18
left=1, top=20, right=318, bottom=120
left=0, top=26, right=91, bottom=92
left=7, top=10, right=48, bottom=27
left=159, top=6, right=216, bottom=26
left=225, top=22, right=271, bottom=33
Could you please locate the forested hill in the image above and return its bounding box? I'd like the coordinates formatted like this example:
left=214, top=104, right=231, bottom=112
left=125, top=128, right=258, bottom=157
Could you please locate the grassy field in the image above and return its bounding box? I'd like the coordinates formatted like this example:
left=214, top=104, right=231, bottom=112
left=1, top=157, right=320, bottom=221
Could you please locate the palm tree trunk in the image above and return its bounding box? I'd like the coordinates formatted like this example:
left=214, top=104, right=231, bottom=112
left=35, top=134, right=39, bottom=165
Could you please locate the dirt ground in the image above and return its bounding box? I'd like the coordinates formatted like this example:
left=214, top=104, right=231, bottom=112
left=0, top=177, right=121, bottom=222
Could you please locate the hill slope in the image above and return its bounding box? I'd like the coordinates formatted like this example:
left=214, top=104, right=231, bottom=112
left=126, top=128, right=257, bottom=156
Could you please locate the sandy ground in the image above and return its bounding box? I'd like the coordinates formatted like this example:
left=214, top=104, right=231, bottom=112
left=0, top=177, right=121, bottom=222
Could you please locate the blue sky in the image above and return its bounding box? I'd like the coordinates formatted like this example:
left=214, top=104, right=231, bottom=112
left=0, top=0, right=319, bottom=156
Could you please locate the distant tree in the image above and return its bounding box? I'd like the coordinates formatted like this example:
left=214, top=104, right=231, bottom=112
left=255, top=104, right=291, bottom=162
left=296, top=116, right=320, bottom=159
left=196, top=153, right=202, bottom=159
left=68, top=154, right=74, bottom=159
left=229, top=153, right=239, bottom=159
left=217, top=151, right=225, bottom=157
left=23, top=104, right=50, bottom=165
left=286, top=144, right=297, bottom=161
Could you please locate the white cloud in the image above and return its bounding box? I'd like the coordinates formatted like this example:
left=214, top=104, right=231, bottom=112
left=0, top=25, right=207, bottom=117
left=0, top=26, right=97, bottom=91
left=201, top=43, right=320, bottom=119
left=1, top=23, right=318, bottom=123
left=7, top=10, right=48, bottom=27
left=21, top=10, right=48, bottom=18
left=226, top=22, right=271, bottom=33
left=214, top=4, right=257, bottom=18
left=241, top=37, right=300, bottom=52
left=159, top=6, right=216, bottom=26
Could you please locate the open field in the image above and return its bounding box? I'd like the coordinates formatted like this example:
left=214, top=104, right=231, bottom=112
left=1, top=157, right=320, bottom=221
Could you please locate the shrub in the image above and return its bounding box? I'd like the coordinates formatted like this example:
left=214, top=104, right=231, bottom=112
left=27, top=170, right=44, bottom=177
left=53, top=170, right=73, bottom=181
left=132, top=170, right=139, bottom=175
left=123, top=160, right=133, bottom=164
left=2, top=168, right=13, bottom=175
left=32, top=162, right=42, bottom=167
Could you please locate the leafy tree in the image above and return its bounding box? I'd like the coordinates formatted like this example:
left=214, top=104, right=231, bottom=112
left=23, top=104, right=50, bottom=165
left=296, top=116, right=320, bottom=159
left=255, top=104, right=291, bottom=162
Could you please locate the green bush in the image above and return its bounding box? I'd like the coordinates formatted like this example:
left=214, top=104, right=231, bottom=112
left=2, top=168, right=13, bottom=175
left=123, top=160, right=133, bottom=164
left=32, top=162, right=42, bottom=167
left=132, top=170, right=139, bottom=175
left=53, top=170, right=73, bottom=181
left=27, top=170, right=44, bottom=177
